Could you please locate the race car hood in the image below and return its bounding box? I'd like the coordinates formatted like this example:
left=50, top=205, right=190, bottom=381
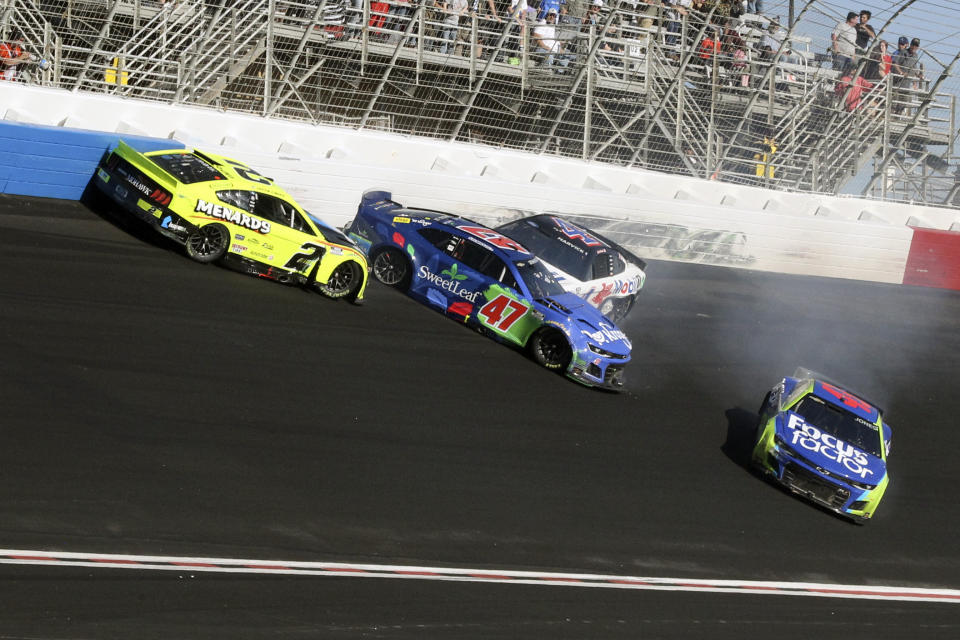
left=777, top=412, right=886, bottom=485
left=550, top=292, right=632, bottom=353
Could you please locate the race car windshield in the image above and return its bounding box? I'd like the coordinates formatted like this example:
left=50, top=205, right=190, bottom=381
left=499, top=221, right=592, bottom=281
left=793, top=395, right=883, bottom=457
left=514, top=259, right=566, bottom=298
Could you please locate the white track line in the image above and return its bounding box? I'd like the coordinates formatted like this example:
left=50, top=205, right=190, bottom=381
left=1, top=549, right=957, bottom=604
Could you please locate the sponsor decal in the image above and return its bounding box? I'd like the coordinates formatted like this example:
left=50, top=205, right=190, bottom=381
left=330, top=246, right=343, bottom=255
left=459, top=226, right=530, bottom=254
left=116, top=165, right=152, bottom=198
left=418, top=264, right=481, bottom=302
left=556, top=235, right=587, bottom=255
left=136, top=199, right=162, bottom=218
left=590, top=282, right=615, bottom=306
left=114, top=184, right=128, bottom=199
left=235, top=234, right=245, bottom=241
left=195, top=200, right=271, bottom=234
left=393, top=216, right=411, bottom=224
left=441, top=264, right=468, bottom=281
left=96, top=168, right=110, bottom=183
left=785, top=414, right=875, bottom=480
left=261, top=242, right=274, bottom=251
left=553, top=217, right=602, bottom=247
left=819, top=382, right=876, bottom=417
left=392, top=231, right=406, bottom=248
left=231, top=244, right=247, bottom=252
left=581, top=322, right=629, bottom=346
left=160, top=216, right=186, bottom=233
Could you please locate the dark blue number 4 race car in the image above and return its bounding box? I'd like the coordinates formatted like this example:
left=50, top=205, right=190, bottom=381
left=346, top=190, right=632, bottom=389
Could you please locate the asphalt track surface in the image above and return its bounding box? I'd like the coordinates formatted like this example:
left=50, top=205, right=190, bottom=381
left=1, top=193, right=959, bottom=638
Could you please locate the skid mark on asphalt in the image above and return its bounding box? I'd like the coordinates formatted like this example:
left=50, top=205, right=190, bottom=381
left=1, top=549, right=958, bottom=604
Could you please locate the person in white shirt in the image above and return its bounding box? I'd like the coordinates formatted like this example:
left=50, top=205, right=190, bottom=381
left=533, top=8, right=569, bottom=67
left=831, top=11, right=858, bottom=73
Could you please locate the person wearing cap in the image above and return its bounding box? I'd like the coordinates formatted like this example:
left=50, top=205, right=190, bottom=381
left=831, top=11, right=858, bottom=73
left=892, top=36, right=923, bottom=113
left=533, top=7, right=569, bottom=68
left=0, top=31, right=30, bottom=81
left=537, top=0, right=563, bottom=21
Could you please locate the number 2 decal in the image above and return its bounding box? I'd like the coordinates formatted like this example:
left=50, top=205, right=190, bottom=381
left=479, top=295, right=529, bottom=332
left=285, top=242, right=324, bottom=271
left=225, top=160, right=274, bottom=185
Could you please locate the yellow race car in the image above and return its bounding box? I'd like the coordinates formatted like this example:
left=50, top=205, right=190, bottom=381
left=93, top=141, right=367, bottom=302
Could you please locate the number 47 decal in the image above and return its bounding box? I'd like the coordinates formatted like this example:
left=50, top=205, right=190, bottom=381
left=479, top=295, right=529, bottom=333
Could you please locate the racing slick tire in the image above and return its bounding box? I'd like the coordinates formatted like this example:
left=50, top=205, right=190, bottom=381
left=371, top=247, right=411, bottom=290
left=185, top=223, right=230, bottom=264
left=529, top=328, right=572, bottom=371
left=317, top=260, right=364, bottom=300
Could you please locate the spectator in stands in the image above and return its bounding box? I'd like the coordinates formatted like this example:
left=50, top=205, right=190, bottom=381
left=533, top=8, right=569, bottom=68
left=745, top=0, right=763, bottom=15
left=0, top=31, right=29, bottom=82
left=583, top=0, right=603, bottom=25
left=440, top=0, right=469, bottom=54
left=862, top=39, right=891, bottom=82
left=835, top=72, right=874, bottom=112
left=760, top=20, right=781, bottom=52
left=892, top=36, right=923, bottom=114
left=470, top=0, right=503, bottom=59
left=663, top=0, right=689, bottom=52
left=754, top=131, right=776, bottom=181
left=855, top=10, right=875, bottom=54
left=695, top=25, right=721, bottom=69
left=387, top=0, right=416, bottom=46
left=831, top=11, right=858, bottom=73
left=537, top=0, right=563, bottom=20
left=721, top=18, right=748, bottom=84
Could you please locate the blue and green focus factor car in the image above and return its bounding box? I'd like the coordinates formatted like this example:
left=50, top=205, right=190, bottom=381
left=346, top=190, right=632, bottom=390
left=92, top=141, right=368, bottom=303
left=752, top=368, right=892, bottom=523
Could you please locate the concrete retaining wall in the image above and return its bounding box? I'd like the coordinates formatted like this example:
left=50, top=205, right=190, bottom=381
left=3, top=83, right=949, bottom=286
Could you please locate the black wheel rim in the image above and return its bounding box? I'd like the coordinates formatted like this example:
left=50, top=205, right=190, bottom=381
left=373, top=251, right=406, bottom=285
left=538, top=332, right=568, bottom=366
left=189, top=226, right=226, bottom=257
left=326, top=262, right=357, bottom=295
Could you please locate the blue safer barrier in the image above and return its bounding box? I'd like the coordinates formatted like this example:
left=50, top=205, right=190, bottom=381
left=0, top=121, right=183, bottom=200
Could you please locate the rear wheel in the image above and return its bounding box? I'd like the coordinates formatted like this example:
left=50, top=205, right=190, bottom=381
left=602, top=295, right=635, bottom=323
left=185, top=224, right=229, bottom=264
left=317, top=261, right=364, bottom=299
left=371, top=248, right=411, bottom=290
left=530, top=329, right=572, bottom=371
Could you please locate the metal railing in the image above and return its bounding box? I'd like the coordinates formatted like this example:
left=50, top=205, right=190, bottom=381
left=3, top=0, right=958, bottom=208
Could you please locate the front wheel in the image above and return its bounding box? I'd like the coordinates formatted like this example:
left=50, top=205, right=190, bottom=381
left=529, top=329, right=572, bottom=371
left=371, top=248, right=411, bottom=290
left=602, top=295, right=635, bottom=323
left=185, top=224, right=229, bottom=264
left=317, top=261, right=364, bottom=300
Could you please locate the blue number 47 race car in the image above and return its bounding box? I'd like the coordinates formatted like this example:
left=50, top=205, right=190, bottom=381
left=346, top=190, right=632, bottom=389
left=752, top=369, right=892, bottom=523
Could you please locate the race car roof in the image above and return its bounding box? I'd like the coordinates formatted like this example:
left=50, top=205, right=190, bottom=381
left=505, top=214, right=647, bottom=269
left=810, top=379, right=880, bottom=423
